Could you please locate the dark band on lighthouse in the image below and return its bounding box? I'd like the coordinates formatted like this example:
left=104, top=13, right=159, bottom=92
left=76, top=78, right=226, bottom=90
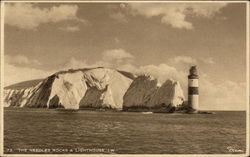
left=188, top=87, right=198, bottom=95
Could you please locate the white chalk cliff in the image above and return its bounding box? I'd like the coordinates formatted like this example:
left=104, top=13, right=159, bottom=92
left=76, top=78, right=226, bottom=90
left=4, top=67, right=185, bottom=111
left=123, top=75, right=185, bottom=111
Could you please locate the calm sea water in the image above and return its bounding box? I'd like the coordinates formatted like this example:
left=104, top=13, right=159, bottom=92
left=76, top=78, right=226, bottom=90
left=4, top=108, right=246, bottom=154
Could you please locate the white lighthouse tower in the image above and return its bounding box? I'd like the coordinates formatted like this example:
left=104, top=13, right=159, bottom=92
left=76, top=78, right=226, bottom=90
left=188, top=66, right=199, bottom=111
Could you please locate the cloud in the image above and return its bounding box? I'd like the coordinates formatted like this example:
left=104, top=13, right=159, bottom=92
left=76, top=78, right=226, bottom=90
left=4, top=62, right=54, bottom=87
left=4, top=54, right=52, bottom=86
left=200, top=57, right=215, bottom=64
left=172, top=56, right=197, bottom=64
left=59, top=25, right=80, bottom=32
left=100, top=51, right=245, bottom=110
left=120, top=63, right=246, bottom=110
left=5, top=55, right=41, bottom=65
left=102, top=49, right=134, bottom=62
left=187, top=3, right=228, bottom=18
left=5, top=3, right=86, bottom=30
left=120, top=64, right=186, bottom=84
left=61, top=56, right=186, bottom=86
left=170, top=56, right=216, bottom=65
left=127, top=3, right=228, bottom=29
left=4, top=48, right=245, bottom=110
left=60, top=57, right=111, bottom=71
left=110, top=12, right=128, bottom=23
left=114, top=37, right=120, bottom=44
left=140, top=64, right=187, bottom=85
left=61, top=57, right=88, bottom=70
left=56, top=49, right=135, bottom=71
left=199, top=76, right=246, bottom=110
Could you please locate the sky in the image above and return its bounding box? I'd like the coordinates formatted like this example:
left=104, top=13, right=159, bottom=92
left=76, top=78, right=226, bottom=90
left=3, top=2, right=247, bottom=110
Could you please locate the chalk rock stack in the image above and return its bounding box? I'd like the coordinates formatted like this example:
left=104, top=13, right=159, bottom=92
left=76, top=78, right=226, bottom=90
left=4, top=67, right=185, bottom=112
left=123, top=75, right=184, bottom=110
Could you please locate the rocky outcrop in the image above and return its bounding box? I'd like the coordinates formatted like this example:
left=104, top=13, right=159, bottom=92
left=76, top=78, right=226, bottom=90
left=147, top=79, right=184, bottom=108
left=123, top=75, right=185, bottom=111
left=123, top=75, right=158, bottom=109
left=4, top=77, right=54, bottom=108
left=4, top=67, right=185, bottom=111
left=47, top=71, right=88, bottom=109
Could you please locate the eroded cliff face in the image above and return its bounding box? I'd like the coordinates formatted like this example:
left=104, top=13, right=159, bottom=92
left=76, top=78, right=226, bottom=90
left=79, top=68, right=133, bottom=109
left=4, top=76, right=55, bottom=108
left=123, top=75, right=158, bottom=108
left=148, top=79, right=184, bottom=108
left=47, top=71, right=88, bottom=109
left=4, top=67, right=185, bottom=111
left=123, top=75, right=185, bottom=111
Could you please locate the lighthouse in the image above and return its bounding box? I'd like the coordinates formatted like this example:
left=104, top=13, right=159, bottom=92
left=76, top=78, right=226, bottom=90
left=188, top=66, right=199, bottom=111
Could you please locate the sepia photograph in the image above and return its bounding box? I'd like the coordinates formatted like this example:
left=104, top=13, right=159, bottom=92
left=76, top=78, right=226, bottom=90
left=0, top=1, right=249, bottom=156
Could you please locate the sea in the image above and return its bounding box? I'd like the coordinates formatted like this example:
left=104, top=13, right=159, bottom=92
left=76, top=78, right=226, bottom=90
left=4, top=108, right=246, bottom=154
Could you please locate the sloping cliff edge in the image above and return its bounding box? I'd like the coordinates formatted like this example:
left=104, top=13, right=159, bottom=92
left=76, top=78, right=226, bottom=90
left=4, top=67, right=185, bottom=112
